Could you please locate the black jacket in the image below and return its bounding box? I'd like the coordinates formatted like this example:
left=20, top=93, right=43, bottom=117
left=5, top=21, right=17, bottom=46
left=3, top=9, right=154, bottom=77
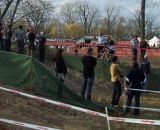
left=82, top=55, right=96, bottom=77
left=55, top=57, right=67, bottom=74
left=39, top=36, right=46, bottom=47
left=28, top=32, right=35, bottom=41
left=6, top=29, right=12, bottom=40
left=126, top=68, right=145, bottom=89
left=141, top=59, right=150, bottom=74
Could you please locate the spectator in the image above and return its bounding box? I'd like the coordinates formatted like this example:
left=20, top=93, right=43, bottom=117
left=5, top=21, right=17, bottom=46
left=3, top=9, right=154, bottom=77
left=125, top=61, right=145, bottom=115
left=27, top=28, right=36, bottom=56
left=97, top=32, right=106, bottom=45
left=110, top=56, right=122, bottom=107
left=26, top=29, right=30, bottom=38
left=0, top=22, right=4, bottom=50
left=5, top=25, right=13, bottom=52
left=140, top=40, right=149, bottom=59
left=54, top=49, right=67, bottom=97
left=130, top=36, right=139, bottom=61
left=81, top=48, right=97, bottom=101
left=15, top=25, right=25, bottom=54
left=39, top=32, right=46, bottom=63
left=54, top=49, right=67, bottom=82
left=141, top=55, right=150, bottom=90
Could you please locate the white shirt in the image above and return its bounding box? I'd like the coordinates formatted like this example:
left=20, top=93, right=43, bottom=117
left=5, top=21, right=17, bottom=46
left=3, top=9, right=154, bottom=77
left=130, top=38, right=139, bottom=49
left=98, top=36, right=106, bottom=44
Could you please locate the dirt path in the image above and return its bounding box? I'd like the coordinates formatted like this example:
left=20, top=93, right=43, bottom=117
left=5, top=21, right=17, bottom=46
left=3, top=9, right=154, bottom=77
left=1, top=58, right=160, bottom=130
left=0, top=90, right=107, bottom=130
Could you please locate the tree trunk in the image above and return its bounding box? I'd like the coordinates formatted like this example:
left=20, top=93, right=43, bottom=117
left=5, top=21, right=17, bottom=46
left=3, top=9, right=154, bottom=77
left=141, top=0, right=146, bottom=40
left=0, top=0, right=14, bottom=20
left=10, top=0, right=22, bottom=27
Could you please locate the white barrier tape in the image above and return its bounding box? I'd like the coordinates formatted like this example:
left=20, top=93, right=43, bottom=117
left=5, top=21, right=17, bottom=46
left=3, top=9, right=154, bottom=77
left=123, top=106, right=160, bottom=112
left=1, top=86, right=160, bottom=126
left=108, top=117, right=160, bottom=125
left=126, top=88, right=160, bottom=94
left=0, top=118, right=59, bottom=130
left=0, top=86, right=106, bottom=118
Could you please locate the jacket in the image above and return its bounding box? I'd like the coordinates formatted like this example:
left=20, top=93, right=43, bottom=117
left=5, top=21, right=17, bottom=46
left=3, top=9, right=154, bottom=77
left=55, top=57, right=67, bottom=74
left=82, top=55, right=96, bottom=77
left=110, top=63, right=121, bottom=82
left=126, top=68, right=145, bottom=89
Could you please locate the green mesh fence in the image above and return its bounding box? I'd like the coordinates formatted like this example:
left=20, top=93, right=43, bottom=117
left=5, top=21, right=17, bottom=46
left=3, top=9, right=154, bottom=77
left=0, top=51, right=115, bottom=112
left=64, top=54, right=160, bottom=91
left=64, top=54, right=111, bottom=80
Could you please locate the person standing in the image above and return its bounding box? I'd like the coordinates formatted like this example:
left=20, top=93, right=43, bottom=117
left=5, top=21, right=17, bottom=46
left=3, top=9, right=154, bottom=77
left=15, top=25, right=25, bottom=54
left=130, top=36, right=139, bottom=61
left=0, top=22, right=4, bottom=50
left=140, top=55, right=150, bottom=90
left=39, top=32, right=46, bottom=63
left=81, top=48, right=97, bottom=101
left=27, top=28, right=36, bottom=56
left=140, top=40, right=149, bottom=59
left=110, top=56, right=122, bottom=107
left=54, top=49, right=67, bottom=97
left=5, top=25, right=13, bottom=52
left=125, top=61, right=145, bottom=115
left=54, top=49, right=67, bottom=82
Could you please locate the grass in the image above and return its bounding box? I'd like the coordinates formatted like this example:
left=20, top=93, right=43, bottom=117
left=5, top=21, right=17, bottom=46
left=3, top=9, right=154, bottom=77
left=1, top=48, right=160, bottom=130
left=62, top=53, right=160, bottom=130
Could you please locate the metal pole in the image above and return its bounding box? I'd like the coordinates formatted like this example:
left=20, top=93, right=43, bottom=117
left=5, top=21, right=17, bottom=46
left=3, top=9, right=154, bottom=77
left=123, top=76, right=126, bottom=111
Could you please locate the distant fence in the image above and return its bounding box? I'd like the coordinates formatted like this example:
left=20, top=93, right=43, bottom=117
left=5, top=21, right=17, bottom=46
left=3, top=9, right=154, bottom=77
left=46, top=40, right=160, bottom=58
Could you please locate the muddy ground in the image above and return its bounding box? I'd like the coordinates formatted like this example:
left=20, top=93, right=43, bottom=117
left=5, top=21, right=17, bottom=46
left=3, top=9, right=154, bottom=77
left=0, top=62, right=160, bottom=130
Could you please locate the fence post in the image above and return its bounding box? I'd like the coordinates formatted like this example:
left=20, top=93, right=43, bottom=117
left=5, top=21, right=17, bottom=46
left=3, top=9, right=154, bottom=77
left=123, top=76, right=126, bottom=111
left=105, top=107, right=111, bottom=130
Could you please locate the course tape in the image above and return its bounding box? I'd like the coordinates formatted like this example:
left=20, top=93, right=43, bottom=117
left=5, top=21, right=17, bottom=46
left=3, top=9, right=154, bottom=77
left=108, top=117, right=160, bottom=125
left=123, top=106, right=160, bottom=112
left=1, top=86, right=160, bottom=126
left=0, top=118, right=59, bottom=130
left=127, top=88, right=160, bottom=94
left=0, top=86, right=106, bottom=117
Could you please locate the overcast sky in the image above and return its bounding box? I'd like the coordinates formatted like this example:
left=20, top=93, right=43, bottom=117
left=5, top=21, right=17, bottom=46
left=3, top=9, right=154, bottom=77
left=53, top=0, right=160, bottom=19
left=53, top=0, right=139, bottom=16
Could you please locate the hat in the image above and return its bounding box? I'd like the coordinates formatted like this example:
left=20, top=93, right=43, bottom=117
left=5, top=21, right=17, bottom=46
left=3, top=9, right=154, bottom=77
left=87, top=48, right=93, bottom=54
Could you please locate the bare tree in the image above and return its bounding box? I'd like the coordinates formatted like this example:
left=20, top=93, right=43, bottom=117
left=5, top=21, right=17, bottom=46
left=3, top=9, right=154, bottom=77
left=0, top=0, right=23, bottom=31
left=21, top=0, right=53, bottom=33
left=127, top=0, right=160, bottom=39
left=10, top=0, right=21, bottom=26
left=129, top=9, right=141, bottom=36
left=60, top=2, right=77, bottom=24
left=116, top=16, right=126, bottom=39
left=0, top=0, right=14, bottom=20
left=76, top=0, right=100, bottom=35
left=103, top=3, right=120, bottom=36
